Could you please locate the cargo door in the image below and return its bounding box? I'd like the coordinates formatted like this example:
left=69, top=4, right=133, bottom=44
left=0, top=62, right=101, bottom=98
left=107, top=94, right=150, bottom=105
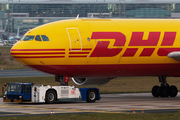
left=66, top=28, right=82, bottom=51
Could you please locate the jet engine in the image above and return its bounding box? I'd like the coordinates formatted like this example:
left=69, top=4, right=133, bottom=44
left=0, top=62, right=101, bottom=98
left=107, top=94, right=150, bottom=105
left=72, top=77, right=112, bottom=85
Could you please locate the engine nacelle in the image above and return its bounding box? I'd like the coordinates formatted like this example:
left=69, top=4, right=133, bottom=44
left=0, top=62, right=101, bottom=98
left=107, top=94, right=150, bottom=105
left=72, top=77, right=112, bottom=85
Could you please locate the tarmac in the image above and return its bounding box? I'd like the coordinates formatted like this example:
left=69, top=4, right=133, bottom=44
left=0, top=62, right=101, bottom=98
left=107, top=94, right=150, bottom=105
left=1, top=69, right=180, bottom=117
left=0, top=69, right=52, bottom=78
left=0, top=92, right=180, bottom=117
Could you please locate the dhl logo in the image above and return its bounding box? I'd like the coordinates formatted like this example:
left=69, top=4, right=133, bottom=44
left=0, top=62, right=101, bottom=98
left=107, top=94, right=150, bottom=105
left=89, top=32, right=179, bottom=57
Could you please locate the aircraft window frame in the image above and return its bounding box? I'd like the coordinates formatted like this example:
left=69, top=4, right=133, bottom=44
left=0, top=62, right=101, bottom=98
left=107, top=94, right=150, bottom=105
left=23, top=35, right=35, bottom=41
left=35, top=35, right=42, bottom=41
left=41, top=35, right=49, bottom=41
left=20, top=35, right=26, bottom=41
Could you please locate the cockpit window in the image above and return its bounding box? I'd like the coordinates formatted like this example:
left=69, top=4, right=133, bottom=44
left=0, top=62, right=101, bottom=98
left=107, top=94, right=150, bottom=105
left=23, top=35, right=35, bottom=41
left=35, top=35, right=41, bottom=41
left=41, top=35, right=49, bottom=41
left=20, top=35, right=25, bottom=41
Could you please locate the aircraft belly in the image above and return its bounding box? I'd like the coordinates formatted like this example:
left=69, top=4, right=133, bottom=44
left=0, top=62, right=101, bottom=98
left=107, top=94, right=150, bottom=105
left=28, top=64, right=180, bottom=77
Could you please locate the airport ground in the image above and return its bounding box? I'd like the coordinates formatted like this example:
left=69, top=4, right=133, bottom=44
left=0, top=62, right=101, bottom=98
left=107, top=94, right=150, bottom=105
left=2, top=47, right=180, bottom=119
left=0, top=75, right=180, bottom=119
left=0, top=92, right=180, bottom=119
left=1, top=111, right=180, bottom=120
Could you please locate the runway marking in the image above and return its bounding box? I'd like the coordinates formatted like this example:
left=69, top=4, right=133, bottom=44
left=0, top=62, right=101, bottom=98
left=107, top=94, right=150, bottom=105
left=0, top=105, right=115, bottom=114
left=1, top=105, right=180, bottom=114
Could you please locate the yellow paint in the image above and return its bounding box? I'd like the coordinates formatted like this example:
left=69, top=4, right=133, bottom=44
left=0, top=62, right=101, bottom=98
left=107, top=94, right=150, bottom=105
left=10, top=19, right=180, bottom=65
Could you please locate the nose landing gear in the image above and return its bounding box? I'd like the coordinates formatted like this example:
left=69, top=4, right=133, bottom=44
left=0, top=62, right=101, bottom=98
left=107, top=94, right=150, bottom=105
left=151, top=76, right=178, bottom=97
left=55, top=75, right=70, bottom=86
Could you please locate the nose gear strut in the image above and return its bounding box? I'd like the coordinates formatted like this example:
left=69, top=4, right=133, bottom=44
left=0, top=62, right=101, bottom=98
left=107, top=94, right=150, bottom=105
left=55, top=75, right=70, bottom=86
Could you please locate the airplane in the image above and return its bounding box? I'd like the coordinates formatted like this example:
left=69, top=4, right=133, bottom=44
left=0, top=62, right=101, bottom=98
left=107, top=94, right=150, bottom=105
left=7, top=26, right=21, bottom=42
left=10, top=18, right=180, bottom=98
left=14, top=26, right=20, bottom=40
left=2, top=26, right=21, bottom=46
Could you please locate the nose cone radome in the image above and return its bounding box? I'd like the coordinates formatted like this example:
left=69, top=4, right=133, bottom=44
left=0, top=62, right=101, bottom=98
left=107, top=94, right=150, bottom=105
left=10, top=41, right=20, bottom=57
left=10, top=41, right=23, bottom=56
left=10, top=41, right=30, bottom=65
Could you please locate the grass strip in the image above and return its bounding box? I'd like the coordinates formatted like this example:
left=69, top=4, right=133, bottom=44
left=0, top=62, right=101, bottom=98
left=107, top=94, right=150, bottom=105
left=1, top=111, right=180, bottom=120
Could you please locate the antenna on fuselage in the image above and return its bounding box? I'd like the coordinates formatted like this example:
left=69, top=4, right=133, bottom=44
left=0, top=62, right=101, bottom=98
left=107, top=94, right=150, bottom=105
left=76, top=14, right=79, bottom=19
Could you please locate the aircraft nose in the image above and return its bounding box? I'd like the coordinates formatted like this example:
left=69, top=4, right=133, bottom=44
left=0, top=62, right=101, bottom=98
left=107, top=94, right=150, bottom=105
left=10, top=42, right=20, bottom=59
left=10, top=41, right=28, bottom=64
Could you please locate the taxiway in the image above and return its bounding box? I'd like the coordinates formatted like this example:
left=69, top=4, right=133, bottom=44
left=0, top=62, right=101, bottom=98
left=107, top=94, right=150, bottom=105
left=0, top=69, right=52, bottom=78
left=0, top=92, right=180, bottom=117
left=1, top=69, right=180, bottom=116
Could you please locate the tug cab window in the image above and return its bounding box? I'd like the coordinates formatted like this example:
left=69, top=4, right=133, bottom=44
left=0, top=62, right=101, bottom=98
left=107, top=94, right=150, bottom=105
left=41, top=35, right=49, bottom=41
left=35, top=35, right=41, bottom=41
left=7, top=84, right=21, bottom=93
left=23, top=35, right=35, bottom=41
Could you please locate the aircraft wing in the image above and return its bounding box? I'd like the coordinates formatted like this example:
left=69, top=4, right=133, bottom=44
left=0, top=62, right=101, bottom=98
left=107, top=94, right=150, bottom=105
left=168, top=52, right=180, bottom=61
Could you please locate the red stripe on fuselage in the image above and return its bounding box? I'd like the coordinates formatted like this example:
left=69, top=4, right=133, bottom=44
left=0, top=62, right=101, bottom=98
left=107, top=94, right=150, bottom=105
left=69, top=52, right=89, bottom=54
left=69, top=48, right=92, bottom=51
left=69, top=56, right=87, bottom=58
left=11, top=52, right=65, bottom=55
left=13, top=56, right=65, bottom=58
left=11, top=49, right=65, bottom=51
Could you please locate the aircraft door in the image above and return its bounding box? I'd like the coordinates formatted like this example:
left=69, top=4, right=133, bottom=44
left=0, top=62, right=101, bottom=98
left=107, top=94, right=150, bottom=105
left=66, top=28, right=82, bottom=51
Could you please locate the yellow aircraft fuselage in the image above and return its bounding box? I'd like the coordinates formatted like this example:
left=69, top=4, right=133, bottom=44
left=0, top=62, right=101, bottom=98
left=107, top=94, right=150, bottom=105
left=10, top=19, right=180, bottom=77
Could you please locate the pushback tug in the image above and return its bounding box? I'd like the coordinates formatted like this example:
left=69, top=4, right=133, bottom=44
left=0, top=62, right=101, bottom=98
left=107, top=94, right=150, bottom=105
left=3, top=77, right=100, bottom=103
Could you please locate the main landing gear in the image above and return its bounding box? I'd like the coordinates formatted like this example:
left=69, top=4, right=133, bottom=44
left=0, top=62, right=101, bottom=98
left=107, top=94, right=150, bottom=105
left=151, top=76, right=178, bottom=97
